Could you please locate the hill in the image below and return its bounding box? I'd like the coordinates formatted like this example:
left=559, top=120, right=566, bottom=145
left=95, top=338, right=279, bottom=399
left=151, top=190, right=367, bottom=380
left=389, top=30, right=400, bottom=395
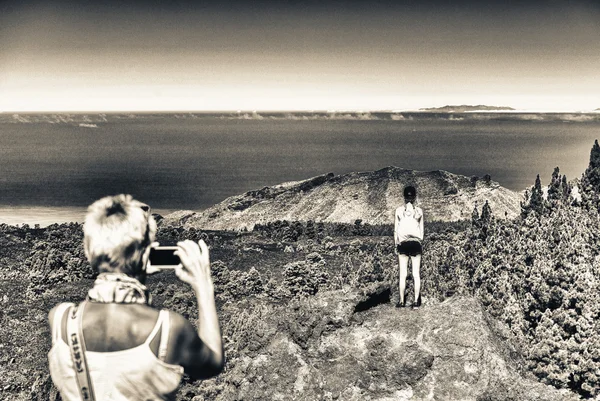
left=163, top=167, right=522, bottom=230
left=420, top=105, right=516, bottom=112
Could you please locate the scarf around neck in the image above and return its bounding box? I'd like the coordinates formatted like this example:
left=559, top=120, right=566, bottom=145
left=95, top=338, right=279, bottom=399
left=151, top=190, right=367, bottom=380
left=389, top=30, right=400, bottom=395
left=87, top=273, right=152, bottom=305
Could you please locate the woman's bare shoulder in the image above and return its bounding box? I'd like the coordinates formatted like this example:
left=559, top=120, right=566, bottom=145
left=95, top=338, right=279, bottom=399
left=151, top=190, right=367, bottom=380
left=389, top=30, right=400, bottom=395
left=48, top=302, right=74, bottom=327
left=166, top=309, right=197, bottom=338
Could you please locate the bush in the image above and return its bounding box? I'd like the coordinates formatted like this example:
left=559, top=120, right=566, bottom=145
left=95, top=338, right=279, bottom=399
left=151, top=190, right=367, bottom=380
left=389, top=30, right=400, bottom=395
left=283, top=260, right=328, bottom=296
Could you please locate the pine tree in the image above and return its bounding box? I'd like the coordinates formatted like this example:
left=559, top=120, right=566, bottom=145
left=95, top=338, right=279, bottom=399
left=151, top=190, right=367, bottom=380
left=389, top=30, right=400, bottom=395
left=547, top=167, right=561, bottom=203
left=316, top=222, right=325, bottom=242
left=532, top=175, right=545, bottom=214
left=560, top=175, right=571, bottom=204
left=305, top=220, right=316, bottom=240
left=522, top=174, right=545, bottom=217
left=520, top=189, right=531, bottom=218
left=352, top=219, right=364, bottom=236
left=580, top=140, right=600, bottom=211
left=481, top=200, right=493, bottom=224
left=477, top=200, right=494, bottom=240
left=471, top=204, right=480, bottom=228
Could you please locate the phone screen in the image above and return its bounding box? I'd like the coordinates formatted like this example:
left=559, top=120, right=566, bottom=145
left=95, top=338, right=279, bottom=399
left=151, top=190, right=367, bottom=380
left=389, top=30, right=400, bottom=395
left=149, top=246, right=181, bottom=268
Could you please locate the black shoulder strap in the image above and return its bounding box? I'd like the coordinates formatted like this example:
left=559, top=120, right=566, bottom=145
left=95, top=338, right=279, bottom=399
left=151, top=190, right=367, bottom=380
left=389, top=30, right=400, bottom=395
left=66, top=302, right=96, bottom=401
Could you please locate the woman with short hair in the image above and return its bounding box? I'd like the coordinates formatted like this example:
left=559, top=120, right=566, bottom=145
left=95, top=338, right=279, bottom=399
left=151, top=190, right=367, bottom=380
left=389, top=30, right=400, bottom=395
left=394, top=186, right=424, bottom=308
left=47, top=194, right=224, bottom=400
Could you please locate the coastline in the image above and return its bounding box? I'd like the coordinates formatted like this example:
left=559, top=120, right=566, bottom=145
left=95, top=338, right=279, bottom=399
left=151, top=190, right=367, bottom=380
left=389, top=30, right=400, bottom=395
left=0, top=206, right=178, bottom=227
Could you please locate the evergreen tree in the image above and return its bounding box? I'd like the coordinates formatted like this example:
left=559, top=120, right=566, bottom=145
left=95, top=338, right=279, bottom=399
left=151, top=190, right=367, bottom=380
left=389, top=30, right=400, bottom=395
left=305, top=220, right=316, bottom=239
left=522, top=175, right=545, bottom=217
left=471, top=204, right=480, bottom=228
left=282, top=221, right=299, bottom=242
left=478, top=200, right=494, bottom=240
left=580, top=139, right=600, bottom=211
left=547, top=167, right=561, bottom=203
left=560, top=175, right=571, bottom=204
left=531, top=175, right=545, bottom=214
left=481, top=200, right=493, bottom=224
left=352, top=219, right=364, bottom=236
left=316, top=222, right=325, bottom=242
left=292, top=221, right=304, bottom=240
left=520, top=189, right=531, bottom=218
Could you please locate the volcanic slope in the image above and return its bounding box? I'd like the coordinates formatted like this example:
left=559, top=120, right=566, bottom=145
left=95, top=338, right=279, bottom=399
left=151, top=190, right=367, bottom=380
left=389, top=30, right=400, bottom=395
left=165, top=167, right=522, bottom=231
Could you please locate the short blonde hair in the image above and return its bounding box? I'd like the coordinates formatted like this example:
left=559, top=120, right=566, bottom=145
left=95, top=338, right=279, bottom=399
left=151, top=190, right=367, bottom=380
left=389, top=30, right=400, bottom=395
left=83, top=194, right=157, bottom=275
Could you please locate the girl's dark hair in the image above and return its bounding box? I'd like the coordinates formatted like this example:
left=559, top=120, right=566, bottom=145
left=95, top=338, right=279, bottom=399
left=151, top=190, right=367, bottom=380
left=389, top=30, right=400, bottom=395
left=403, top=186, right=416, bottom=199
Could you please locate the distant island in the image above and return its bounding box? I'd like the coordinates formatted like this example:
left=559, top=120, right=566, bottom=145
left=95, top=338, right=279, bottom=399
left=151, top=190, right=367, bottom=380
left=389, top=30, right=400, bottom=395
left=420, top=105, right=516, bottom=112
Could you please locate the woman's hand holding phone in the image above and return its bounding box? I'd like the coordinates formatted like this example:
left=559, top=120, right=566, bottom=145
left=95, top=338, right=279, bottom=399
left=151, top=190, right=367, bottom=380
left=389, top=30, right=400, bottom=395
left=174, top=240, right=213, bottom=292
left=147, top=242, right=181, bottom=274
left=175, top=240, right=223, bottom=373
left=146, top=242, right=162, bottom=274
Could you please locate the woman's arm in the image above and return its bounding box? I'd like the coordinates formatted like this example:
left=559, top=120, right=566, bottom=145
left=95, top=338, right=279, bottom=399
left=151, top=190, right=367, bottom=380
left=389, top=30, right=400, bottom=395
left=172, top=240, right=224, bottom=380
left=394, top=207, right=401, bottom=245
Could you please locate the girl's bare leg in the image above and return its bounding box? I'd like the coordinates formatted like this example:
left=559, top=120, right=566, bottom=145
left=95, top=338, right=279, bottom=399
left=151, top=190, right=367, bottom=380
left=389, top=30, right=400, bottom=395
left=398, top=254, right=409, bottom=305
left=411, top=254, right=422, bottom=305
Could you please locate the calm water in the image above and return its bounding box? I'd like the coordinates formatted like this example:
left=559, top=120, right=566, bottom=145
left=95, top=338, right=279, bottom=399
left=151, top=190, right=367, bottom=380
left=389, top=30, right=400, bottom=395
left=1, top=117, right=599, bottom=225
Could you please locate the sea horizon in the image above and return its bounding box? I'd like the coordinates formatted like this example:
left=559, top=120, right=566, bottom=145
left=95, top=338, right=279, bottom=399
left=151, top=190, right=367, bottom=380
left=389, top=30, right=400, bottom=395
left=0, top=206, right=180, bottom=227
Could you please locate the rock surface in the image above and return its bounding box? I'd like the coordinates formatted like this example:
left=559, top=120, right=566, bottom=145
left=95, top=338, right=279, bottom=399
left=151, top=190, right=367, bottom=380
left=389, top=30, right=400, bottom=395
left=209, top=290, right=578, bottom=401
left=164, top=167, right=522, bottom=230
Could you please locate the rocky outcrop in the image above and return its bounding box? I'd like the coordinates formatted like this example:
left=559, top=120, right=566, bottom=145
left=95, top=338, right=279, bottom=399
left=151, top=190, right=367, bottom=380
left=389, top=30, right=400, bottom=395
left=205, top=290, right=577, bottom=401
left=164, top=167, right=522, bottom=230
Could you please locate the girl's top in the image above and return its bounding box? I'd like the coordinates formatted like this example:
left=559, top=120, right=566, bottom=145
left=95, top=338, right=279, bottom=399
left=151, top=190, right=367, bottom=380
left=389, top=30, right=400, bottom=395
left=394, top=202, right=424, bottom=245
left=48, top=302, right=184, bottom=401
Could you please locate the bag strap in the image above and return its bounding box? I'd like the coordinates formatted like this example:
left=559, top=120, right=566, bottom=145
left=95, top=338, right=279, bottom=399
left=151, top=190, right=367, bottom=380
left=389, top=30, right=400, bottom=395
left=158, top=310, right=170, bottom=362
left=66, top=301, right=96, bottom=401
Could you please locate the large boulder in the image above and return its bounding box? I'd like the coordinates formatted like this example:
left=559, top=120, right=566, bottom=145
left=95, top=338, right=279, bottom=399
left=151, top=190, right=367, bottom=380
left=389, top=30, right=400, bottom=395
left=198, top=290, right=578, bottom=400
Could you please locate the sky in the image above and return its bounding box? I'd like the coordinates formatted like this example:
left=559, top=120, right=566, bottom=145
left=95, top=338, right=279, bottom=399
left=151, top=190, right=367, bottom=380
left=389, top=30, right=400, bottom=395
left=1, top=0, right=599, bottom=112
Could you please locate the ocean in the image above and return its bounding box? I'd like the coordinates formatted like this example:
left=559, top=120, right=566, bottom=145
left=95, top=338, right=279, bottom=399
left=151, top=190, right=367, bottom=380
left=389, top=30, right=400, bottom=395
left=1, top=114, right=600, bottom=225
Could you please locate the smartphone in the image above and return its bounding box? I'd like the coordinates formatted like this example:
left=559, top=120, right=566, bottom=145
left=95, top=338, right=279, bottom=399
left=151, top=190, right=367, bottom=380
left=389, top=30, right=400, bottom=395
left=149, top=246, right=181, bottom=269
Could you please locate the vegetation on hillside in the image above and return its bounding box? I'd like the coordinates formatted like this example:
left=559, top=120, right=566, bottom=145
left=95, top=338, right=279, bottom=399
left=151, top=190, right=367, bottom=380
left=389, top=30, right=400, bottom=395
left=2, top=141, right=600, bottom=399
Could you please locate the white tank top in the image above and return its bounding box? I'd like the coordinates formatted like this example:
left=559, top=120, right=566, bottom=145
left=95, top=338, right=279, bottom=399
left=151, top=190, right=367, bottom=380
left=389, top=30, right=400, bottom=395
left=48, top=303, right=184, bottom=401
left=395, top=203, right=423, bottom=243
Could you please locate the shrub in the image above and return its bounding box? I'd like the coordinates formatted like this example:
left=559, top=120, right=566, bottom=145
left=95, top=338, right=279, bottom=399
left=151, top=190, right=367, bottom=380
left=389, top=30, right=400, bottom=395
left=283, top=260, right=328, bottom=296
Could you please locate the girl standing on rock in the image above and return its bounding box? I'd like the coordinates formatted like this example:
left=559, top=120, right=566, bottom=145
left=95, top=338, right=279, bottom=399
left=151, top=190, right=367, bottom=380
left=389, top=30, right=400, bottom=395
left=394, top=185, right=424, bottom=308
